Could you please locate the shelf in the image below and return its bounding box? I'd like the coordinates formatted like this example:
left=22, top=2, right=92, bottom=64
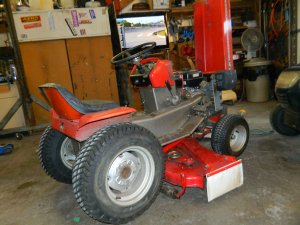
left=230, top=1, right=254, bottom=10
left=170, top=6, right=194, bottom=14
left=232, top=26, right=248, bottom=30
left=233, top=48, right=244, bottom=51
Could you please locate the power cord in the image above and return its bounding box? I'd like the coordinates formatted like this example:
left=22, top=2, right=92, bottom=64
left=250, top=128, right=274, bottom=136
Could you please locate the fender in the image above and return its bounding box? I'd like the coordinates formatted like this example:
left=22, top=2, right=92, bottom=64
left=51, top=107, right=136, bottom=142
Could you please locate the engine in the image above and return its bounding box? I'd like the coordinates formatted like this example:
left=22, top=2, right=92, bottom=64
left=129, top=59, right=233, bottom=115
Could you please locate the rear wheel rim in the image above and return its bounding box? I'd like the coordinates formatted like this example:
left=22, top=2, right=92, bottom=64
left=230, top=125, right=247, bottom=152
left=60, top=138, right=76, bottom=169
left=105, top=146, right=155, bottom=206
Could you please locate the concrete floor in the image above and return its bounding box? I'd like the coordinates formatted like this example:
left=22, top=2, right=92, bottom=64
left=0, top=100, right=299, bottom=225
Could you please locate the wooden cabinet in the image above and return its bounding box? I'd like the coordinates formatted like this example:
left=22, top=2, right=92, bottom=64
left=66, top=36, right=119, bottom=102
left=19, top=36, right=119, bottom=125
left=20, top=40, right=73, bottom=125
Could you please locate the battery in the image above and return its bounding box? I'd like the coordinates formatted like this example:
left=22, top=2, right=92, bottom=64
left=174, top=70, right=203, bottom=88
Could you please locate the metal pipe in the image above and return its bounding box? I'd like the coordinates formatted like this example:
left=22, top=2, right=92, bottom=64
left=30, top=95, right=51, bottom=111
left=3, top=0, right=35, bottom=125
left=0, top=98, right=22, bottom=130
left=0, top=123, right=49, bottom=136
left=107, top=4, right=130, bottom=106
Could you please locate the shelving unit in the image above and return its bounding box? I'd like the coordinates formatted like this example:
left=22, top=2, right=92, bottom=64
left=230, top=0, right=258, bottom=52
left=0, top=7, right=26, bottom=132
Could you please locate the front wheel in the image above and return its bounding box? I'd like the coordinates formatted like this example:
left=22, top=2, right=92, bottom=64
left=72, top=123, right=164, bottom=224
left=211, top=115, right=249, bottom=156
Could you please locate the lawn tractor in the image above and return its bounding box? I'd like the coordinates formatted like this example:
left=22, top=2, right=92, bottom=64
left=37, top=1, right=249, bottom=224
left=270, top=64, right=300, bottom=136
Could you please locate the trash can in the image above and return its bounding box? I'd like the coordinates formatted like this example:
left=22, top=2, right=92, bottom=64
left=243, top=58, right=272, bottom=102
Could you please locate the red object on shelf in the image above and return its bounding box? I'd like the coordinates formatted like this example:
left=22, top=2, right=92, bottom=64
left=181, top=44, right=195, bottom=57
left=194, top=0, right=234, bottom=74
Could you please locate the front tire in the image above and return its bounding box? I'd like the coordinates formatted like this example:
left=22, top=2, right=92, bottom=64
left=270, top=105, right=300, bottom=136
left=38, top=126, right=78, bottom=183
left=72, top=123, right=164, bottom=224
left=211, top=115, right=249, bottom=156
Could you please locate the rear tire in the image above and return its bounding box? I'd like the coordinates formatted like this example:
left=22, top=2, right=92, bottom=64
left=270, top=105, right=300, bottom=136
left=211, top=115, right=249, bottom=156
left=38, top=126, right=78, bottom=183
left=72, top=123, right=164, bottom=224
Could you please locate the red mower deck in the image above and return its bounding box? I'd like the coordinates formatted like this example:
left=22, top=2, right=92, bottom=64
left=163, top=138, right=243, bottom=200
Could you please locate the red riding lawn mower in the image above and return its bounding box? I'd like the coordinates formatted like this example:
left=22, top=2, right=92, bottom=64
left=38, top=1, right=249, bottom=224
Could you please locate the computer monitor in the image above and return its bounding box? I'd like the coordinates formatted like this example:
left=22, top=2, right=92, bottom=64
left=116, top=12, right=169, bottom=50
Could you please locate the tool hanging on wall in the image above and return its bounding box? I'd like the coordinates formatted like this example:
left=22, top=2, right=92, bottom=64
left=168, top=16, right=180, bottom=50
left=269, top=0, right=289, bottom=41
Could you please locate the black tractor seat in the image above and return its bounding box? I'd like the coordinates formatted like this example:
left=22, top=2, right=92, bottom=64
left=39, top=83, right=119, bottom=115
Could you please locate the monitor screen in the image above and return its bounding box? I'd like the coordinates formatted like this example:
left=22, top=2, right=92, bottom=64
left=116, top=12, right=169, bottom=50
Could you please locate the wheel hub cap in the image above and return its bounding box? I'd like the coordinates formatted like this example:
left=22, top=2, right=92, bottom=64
left=60, top=138, right=76, bottom=169
left=105, top=146, right=155, bottom=206
left=108, top=152, right=141, bottom=192
left=230, top=125, right=247, bottom=152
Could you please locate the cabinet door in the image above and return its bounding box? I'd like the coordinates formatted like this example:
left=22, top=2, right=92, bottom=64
left=20, top=40, right=73, bottom=124
left=66, top=36, right=119, bottom=103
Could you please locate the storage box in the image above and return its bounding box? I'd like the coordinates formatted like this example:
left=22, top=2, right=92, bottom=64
left=0, top=83, right=10, bottom=93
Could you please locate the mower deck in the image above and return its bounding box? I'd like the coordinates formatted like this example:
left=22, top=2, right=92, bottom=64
left=163, top=138, right=243, bottom=200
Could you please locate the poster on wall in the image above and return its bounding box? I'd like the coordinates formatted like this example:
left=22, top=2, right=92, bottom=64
left=13, top=7, right=111, bottom=42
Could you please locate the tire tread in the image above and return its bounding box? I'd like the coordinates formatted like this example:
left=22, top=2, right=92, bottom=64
left=211, top=114, right=249, bottom=156
left=38, top=126, right=72, bottom=183
left=270, top=105, right=300, bottom=136
left=72, top=123, right=163, bottom=224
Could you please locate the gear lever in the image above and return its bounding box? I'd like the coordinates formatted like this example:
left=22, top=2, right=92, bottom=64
left=165, top=80, right=179, bottom=105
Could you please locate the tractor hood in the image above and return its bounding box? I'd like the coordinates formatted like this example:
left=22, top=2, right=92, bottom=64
left=276, top=70, right=300, bottom=90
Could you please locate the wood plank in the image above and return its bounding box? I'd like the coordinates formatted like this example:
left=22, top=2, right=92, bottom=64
left=171, top=6, right=193, bottom=14
left=19, top=40, right=73, bottom=125
left=66, top=36, right=119, bottom=103
left=230, top=1, right=254, bottom=9
left=120, top=0, right=135, bottom=10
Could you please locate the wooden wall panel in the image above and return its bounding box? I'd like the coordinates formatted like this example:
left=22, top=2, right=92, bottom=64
left=19, top=40, right=73, bottom=124
left=66, top=36, right=119, bottom=103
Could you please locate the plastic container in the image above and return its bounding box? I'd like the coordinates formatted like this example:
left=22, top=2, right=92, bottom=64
left=244, top=58, right=272, bottom=102
left=245, top=75, right=270, bottom=102
left=30, top=0, right=53, bottom=10
left=61, top=0, right=74, bottom=8
left=85, top=0, right=101, bottom=8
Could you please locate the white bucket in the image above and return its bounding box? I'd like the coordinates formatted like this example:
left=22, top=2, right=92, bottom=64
left=245, top=74, right=270, bottom=102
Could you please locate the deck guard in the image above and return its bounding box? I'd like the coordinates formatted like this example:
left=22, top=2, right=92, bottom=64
left=206, top=160, right=243, bottom=202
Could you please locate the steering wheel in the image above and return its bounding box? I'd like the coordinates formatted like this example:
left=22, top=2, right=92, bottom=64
left=111, top=42, right=156, bottom=65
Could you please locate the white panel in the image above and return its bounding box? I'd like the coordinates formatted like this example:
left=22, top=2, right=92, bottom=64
left=0, top=83, right=26, bottom=129
left=206, top=160, right=243, bottom=202
left=13, top=7, right=111, bottom=42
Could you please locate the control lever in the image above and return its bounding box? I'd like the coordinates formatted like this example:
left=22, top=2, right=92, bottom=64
left=136, top=64, right=145, bottom=74
left=165, top=80, right=179, bottom=105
